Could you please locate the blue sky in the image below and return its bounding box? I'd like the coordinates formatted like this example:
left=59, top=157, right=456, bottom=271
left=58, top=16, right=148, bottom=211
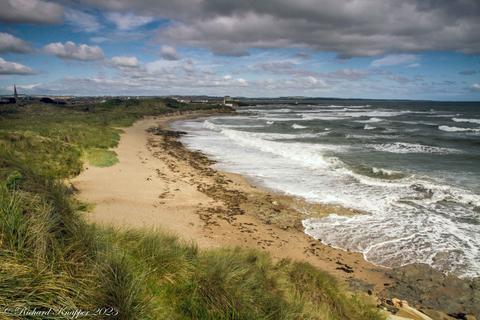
left=1, top=0, right=479, bottom=100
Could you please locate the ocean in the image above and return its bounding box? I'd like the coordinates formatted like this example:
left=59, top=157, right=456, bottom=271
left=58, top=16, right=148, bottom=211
left=173, top=100, right=480, bottom=278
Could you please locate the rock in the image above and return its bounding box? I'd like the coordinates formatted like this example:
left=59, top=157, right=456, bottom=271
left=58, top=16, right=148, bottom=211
left=447, top=313, right=467, bottom=320
left=335, top=261, right=354, bottom=273
left=382, top=264, right=479, bottom=317
left=336, top=266, right=354, bottom=273
left=392, top=298, right=403, bottom=308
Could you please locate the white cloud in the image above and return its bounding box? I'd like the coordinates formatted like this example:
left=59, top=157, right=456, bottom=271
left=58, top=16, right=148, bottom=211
left=0, top=32, right=31, bottom=53
left=0, top=57, right=35, bottom=74
left=306, top=76, right=318, bottom=84
left=160, top=45, right=180, bottom=60
left=407, top=63, right=421, bottom=68
left=237, top=78, right=248, bottom=86
left=471, top=83, right=480, bottom=92
left=305, top=76, right=327, bottom=87
left=110, top=55, right=140, bottom=68
left=0, top=0, right=63, bottom=24
left=43, top=41, right=104, bottom=61
left=6, top=83, right=41, bottom=91
left=65, top=9, right=101, bottom=32
left=370, top=54, right=418, bottom=67
left=105, top=12, right=154, bottom=30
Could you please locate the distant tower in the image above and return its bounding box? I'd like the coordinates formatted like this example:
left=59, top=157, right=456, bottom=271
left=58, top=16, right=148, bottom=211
left=13, top=84, right=18, bottom=98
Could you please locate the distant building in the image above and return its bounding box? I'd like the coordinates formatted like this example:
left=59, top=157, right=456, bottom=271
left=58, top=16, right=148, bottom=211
left=13, top=84, right=18, bottom=99
left=223, top=96, right=232, bottom=106
left=223, top=95, right=237, bottom=107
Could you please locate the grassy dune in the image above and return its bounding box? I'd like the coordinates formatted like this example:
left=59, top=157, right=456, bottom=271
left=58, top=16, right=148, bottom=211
left=0, top=99, right=383, bottom=319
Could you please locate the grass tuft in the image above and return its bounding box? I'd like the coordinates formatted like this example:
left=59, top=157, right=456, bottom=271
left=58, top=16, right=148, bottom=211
left=85, top=148, right=119, bottom=167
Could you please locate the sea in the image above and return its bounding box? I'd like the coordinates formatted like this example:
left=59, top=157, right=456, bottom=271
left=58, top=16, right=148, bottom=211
left=173, top=100, right=480, bottom=278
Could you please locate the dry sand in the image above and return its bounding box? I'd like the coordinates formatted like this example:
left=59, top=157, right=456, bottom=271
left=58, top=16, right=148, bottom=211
left=72, top=111, right=478, bottom=320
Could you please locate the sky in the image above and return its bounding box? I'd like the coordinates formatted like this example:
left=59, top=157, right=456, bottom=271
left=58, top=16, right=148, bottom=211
left=0, top=0, right=480, bottom=100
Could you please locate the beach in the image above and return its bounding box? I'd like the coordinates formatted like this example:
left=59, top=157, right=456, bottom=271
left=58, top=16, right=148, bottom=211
left=72, top=111, right=479, bottom=319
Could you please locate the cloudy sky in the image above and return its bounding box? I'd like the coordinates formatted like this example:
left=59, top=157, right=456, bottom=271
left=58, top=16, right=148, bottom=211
left=0, top=0, right=479, bottom=100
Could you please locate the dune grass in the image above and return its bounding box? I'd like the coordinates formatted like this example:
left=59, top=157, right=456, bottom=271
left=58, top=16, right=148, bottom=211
left=0, top=98, right=383, bottom=319
left=84, top=148, right=119, bottom=167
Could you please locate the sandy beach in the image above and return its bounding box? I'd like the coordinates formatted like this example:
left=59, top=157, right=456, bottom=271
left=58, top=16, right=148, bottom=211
left=72, top=111, right=479, bottom=319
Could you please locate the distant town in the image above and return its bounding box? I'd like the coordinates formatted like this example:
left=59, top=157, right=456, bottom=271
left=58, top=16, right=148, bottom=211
left=0, top=84, right=245, bottom=107
left=3, top=85, right=467, bottom=108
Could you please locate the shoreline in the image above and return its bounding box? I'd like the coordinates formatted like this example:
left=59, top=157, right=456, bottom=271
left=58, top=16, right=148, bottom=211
left=72, top=111, right=479, bottom=319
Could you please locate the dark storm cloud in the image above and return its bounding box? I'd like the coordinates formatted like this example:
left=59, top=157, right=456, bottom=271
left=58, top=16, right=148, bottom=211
left=0, top=0, right=64, bottom=24
left=3, top=0, right=480, bottom=59
left=59, top=0, right=480, bottom=58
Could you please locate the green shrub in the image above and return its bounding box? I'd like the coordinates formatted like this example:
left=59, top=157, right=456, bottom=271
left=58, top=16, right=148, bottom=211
left=85, top=148, right=119, bottom=167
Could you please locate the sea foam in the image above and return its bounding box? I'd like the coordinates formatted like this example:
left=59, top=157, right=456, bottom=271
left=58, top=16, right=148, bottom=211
left=452, top=118, right=480, bottom=124
left=439, top=125, right=480, bottom=133
left=292, top=123, right=307, bottom=129
left=368, top=142, right=459, bottom=154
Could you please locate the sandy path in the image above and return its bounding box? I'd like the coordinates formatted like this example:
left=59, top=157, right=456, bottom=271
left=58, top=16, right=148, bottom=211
left=72, top=115, right=215, bottom=247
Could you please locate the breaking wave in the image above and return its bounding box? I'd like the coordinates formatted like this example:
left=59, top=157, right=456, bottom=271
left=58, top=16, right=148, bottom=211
left=439, top=125, right=480, bottom=133
left=368, top=142, right=460, bottom=154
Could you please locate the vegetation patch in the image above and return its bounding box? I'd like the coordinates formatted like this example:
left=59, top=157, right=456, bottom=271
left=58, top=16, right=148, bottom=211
left=85, top=148, right=119, bottom=167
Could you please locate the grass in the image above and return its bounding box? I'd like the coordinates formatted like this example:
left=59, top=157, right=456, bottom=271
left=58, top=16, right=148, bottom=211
left=0, top=98, right=383, bottom=319
left=84, top=148, right=119, bottom=167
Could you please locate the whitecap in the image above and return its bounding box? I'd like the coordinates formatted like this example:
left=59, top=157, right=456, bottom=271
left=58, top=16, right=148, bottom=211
left=355, top=117, right=383, bottom=123
left=368, top=142, right=460, bottom=154
left=452, top=118, right=480, bottom=125
left=439, top=125, right=480, bottom=133
left=292, top=123, right=307, bottom=129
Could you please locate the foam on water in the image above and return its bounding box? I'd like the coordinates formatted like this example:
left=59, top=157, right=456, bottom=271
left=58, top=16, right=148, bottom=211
left=301, top=114, right=349, bottom=120
left=173, top=104, right=480, bottom=278
left=452, top=118, right=480, bottom=124
left=217, top=128, right=341, bottom=169
left=439, top=125, right=480, bottom=133
left=355, top=117, right=384, bottom=123
left=346, top=133, right=400, bottom=140
left=368, top=142, right=460, bottom=154
left=292, top=123, right=307, bottom=129
left=204, top=121, right=320, bottom=140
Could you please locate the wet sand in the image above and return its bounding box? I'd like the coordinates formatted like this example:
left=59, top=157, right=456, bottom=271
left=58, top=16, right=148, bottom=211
left=72, top=111, right=479, bottom=319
